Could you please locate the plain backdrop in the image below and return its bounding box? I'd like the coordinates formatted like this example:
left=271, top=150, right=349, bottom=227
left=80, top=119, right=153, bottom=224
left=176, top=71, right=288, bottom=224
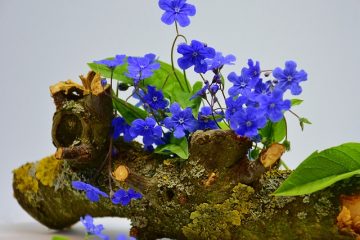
left=0, top=0, right=359, bottom=238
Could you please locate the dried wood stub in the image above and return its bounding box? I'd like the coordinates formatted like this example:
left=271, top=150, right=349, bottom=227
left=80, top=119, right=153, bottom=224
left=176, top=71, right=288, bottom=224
left=50, top=72, right=113, bottom=168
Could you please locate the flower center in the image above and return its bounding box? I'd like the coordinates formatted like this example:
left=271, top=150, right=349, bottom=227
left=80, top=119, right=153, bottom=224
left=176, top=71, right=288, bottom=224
left=240, top=82, right=246, bottom=88
left=140, top=65, right=145, bottom=69
left=270, top=103, right=276, bottom=109
left=178, top=118, right=185, bottom=124
left=287, top=75, right=293, bottom=82
left=174, top=7, right=181, bottom=13
left=144, top=126, right=149, bottom=130
left=192, top=52, right=198, bottom=57
left=246, top=121, right=252, bottom=127
left=152, top=96, right=158, bottom=102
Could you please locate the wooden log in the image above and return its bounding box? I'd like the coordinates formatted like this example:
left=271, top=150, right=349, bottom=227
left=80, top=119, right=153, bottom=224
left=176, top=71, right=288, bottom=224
left=12, top=133, right=359, bottom=240
left=49, top=72, right=113, bottom=168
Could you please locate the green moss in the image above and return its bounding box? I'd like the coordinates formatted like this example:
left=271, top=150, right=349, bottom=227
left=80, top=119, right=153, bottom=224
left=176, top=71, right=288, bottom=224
left=182, top=183, right=254, bottom=240
left=13, top=163, right=38, bottom=199
left=62, top=100, right=85, bottom=114
left=35, top=155, right=62, bottom=187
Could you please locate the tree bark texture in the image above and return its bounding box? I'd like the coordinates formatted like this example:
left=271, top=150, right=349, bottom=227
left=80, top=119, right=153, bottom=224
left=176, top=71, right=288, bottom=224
left=12, top=75, right=360, bottom=240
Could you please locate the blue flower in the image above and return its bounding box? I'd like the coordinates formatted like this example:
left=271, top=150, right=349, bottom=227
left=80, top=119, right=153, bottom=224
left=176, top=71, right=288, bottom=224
left=225, top=96, right=247, bottom=120
left=253, top=79, right=272, bottom=97
left=177, top=40, right=216, bottom=73
left=101, top=78, right=107, bottom=87
left=244, top=59, right=261, bottom=79
left=72, top=181, right=108, bottom=202
left=129, top=117, right=163, bottom=148
left=164, top=103, right=197, bottom=138
left=206, top=52, right=236, bottom=71
left=112, top=117, right=134, bottom=142
left=190, top=81, right=208, bottom=100
left=112, top=188, right=142, bottom=206
left=116, top=235, right=137, bottom=240
left=197, top=106, right=218, bottom=130
left=111, top=189, right=130, bottom=206
left=158, top=0, right=196, bottom=27
left=143, top=85, right=169, bottom=111
left=128, top=188, right=143, bottom=200
left=228, top=68, right=258, bottom=97
left=272, top=60, right=307, bottom=95
left=259, top=89, right=291, bottom=122
left=126, top=53, right=160, bottom=83
left=94, top=54, right=126, bottom=70
left=209, top=84, right=219, bottom=95
left=230, top=107, right=267, bottom=138
left=80, top=215, right=109, bottom=240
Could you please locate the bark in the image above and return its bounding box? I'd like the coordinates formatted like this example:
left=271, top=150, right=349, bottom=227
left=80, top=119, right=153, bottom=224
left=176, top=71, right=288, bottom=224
left=13, top=134, right=360, bottom=240
left=12, top=76, right=359, bottom=239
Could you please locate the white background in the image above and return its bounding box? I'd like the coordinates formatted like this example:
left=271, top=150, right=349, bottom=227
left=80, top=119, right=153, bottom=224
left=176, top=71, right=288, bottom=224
left=0, top=0, right=359, bottom=239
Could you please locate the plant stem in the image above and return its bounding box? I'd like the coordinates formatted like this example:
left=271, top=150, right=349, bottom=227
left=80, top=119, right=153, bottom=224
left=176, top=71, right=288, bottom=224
left=289, top=109, right=301, bottom=120
left=280, top=159, right=290, bottom=170
left=170, top=34, right=187, bottom=91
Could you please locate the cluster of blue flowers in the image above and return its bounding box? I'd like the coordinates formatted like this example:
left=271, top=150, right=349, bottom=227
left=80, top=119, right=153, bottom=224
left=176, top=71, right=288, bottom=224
left=72, top=181, right=142, bottom=206
left=71, top=0, right=310, bottom=238
left=91, top=0, right=308, bottom=155
left=80, top=214, right=136, bottom=240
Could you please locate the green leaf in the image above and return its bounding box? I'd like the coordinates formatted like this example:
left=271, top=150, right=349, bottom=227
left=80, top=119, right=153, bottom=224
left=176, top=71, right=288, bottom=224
left=290, top=99, right=303, bottom=107
left=155, top=136, right=189, bottom=159
left=273, top=142, right=360, bottom=196
left=283, top=139, right=291, bottom=151
left=113, top=97, right=147, bottom=124
left=89, top=59, right=191, bottom=97
left=273, top=118, right=287, bottom=142
left=147, top=60, right=191, bottom=94
left=51, top=236, right=70, bottom=240
left=88, top=61, right=133, bottom=84
left=170, top=81, right=202, bottom=116
left=218, top=121, right=230, bottom=130
left=299, top=117, right=312, bottom=131
left=250, top=148, right=260, bottom=160
left=259, top=118, right=287, bottom=145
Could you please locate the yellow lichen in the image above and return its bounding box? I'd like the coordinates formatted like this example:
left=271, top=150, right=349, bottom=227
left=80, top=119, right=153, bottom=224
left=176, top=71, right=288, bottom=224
left=182, top=183, right=255, bottom=240
left=35, top=155, right=62, bottom=187
left=13, top=163, right=38, bottom=193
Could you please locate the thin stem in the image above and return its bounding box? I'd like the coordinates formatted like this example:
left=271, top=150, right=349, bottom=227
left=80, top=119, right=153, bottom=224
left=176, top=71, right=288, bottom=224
left=175, top=21, right=180, bottom=35
left=116, top=82, right=119, bottom=97
left=204, top=97, right=221, bottom=129
left=283, top=117, right=288, bottom=141
left=171, top=34, right=187, bottom=91
left=199, top=73, right=206, bottom=83
left=161, top=75, right=170, bottom=89
left=183, top=70, right=191, bottom=92
left=289, top=109, right=301, bottom=120
left=107, top=138, right=113, bottom=196
left=110, top=69, right=115, bottom=116
left=110, top=69, right=114, bottom=89
left=280, top=159, right=290, bottom=170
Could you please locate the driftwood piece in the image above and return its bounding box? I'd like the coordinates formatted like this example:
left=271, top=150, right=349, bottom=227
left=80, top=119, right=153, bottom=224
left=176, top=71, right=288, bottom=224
left=12, top=134, right=360, bottom=240
left=12, top=76, right=360, bottom=239
left=50, top=72, right=113, bottom=168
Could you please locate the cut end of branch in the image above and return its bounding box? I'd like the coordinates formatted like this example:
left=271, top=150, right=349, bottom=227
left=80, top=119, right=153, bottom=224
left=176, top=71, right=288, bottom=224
left=113, top=165, right=129, bottom=182
left=337, top=195, right=360, bottom=238
left=260, top=143, right=286, bottom=168
left=55, top=148, right=63, bottom=160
